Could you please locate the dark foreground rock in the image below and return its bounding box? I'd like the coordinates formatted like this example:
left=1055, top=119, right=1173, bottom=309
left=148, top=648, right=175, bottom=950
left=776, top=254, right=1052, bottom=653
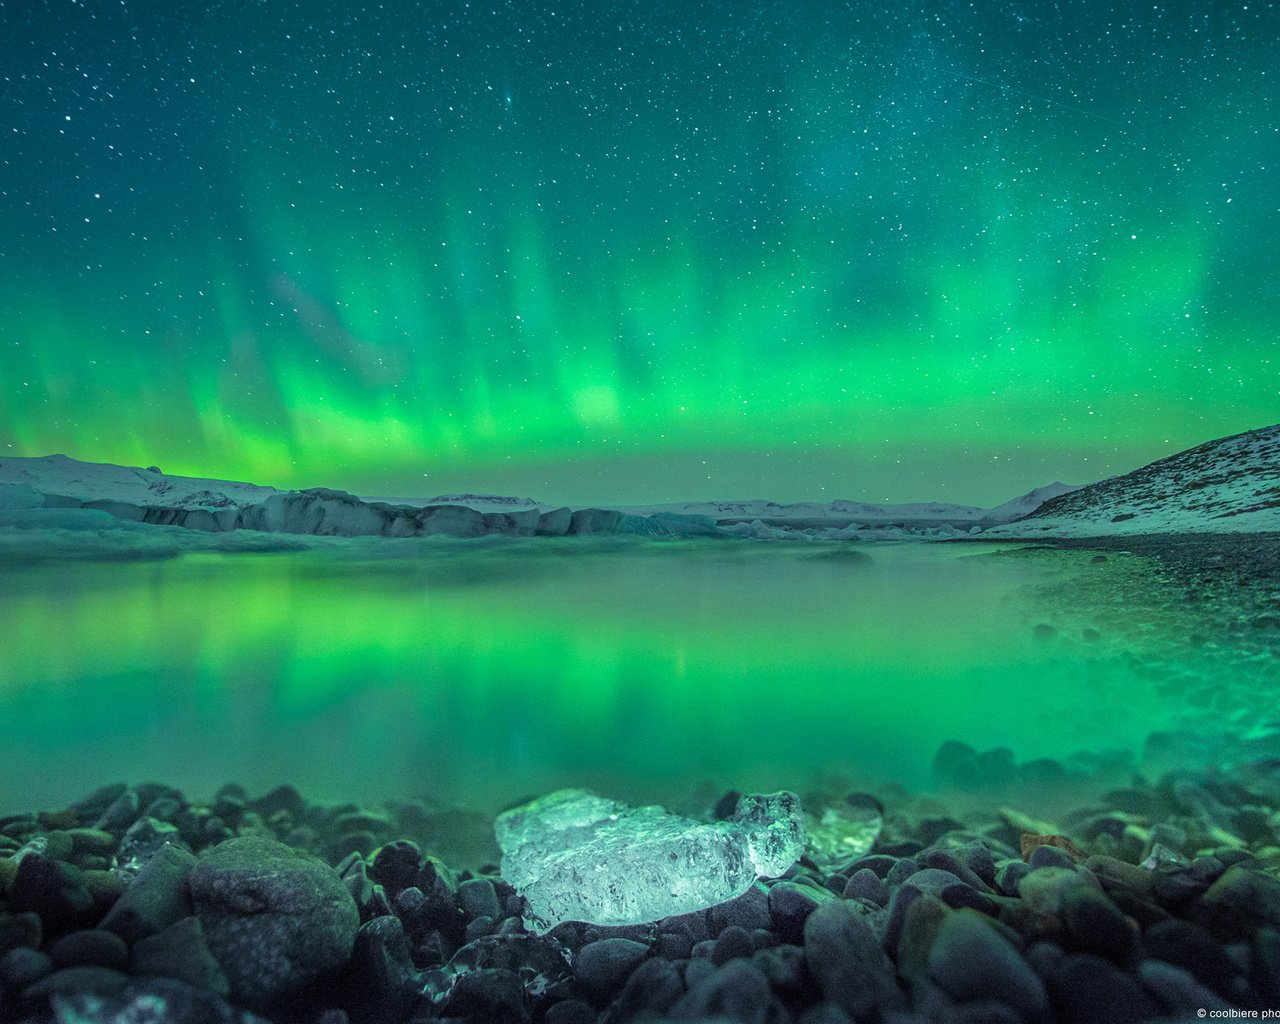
left=1, top=764, right=1279, bottom=1023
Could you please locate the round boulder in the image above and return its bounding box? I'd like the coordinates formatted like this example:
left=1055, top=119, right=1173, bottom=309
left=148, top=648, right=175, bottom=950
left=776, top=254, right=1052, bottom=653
left=188, top=836, right=359, bottom=1007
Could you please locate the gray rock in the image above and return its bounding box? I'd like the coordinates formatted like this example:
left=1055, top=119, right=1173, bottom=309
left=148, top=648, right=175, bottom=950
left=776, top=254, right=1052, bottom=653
left=1138, top=958, right=1233, bottom=1015
left=0, top=911, right=42, bottom=955
left=100, top=843, right=196, bottom=943
left=50, top=928, right=129, bottom=971
left=459, top=877, right=501, bottom=921
left=804, top=899, right=904, bottom=1019
left=606, top=955, right=685, bottom=1021
left=5, top=854, right=94, bottom=933
left=344, top=915, right=418, bottom=1024
left=0, top=946, right=52, bottom=988
left=1194, top=864, right=1280, bottom=937
left=1062, top=887, right=1137, bottom=963
left=1046, top=952, right=1157, bottom=1024
left=927, top=908, right=1048, bottom=1020
left=575, top=937, right=649, bottom=1003
left=189, top=836, right=359, bottom=1007
left=669, top=958, right=774, bottom=1023
left=131, top=915, right=230, bottom=995
left=768, top=880, right=826, bottom=944
left=51, top=977, right=273, bottom=1024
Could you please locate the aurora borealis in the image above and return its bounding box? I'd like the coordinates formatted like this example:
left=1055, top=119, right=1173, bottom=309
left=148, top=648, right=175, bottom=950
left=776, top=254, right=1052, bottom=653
left=2, top=1, right=1276, bottom=504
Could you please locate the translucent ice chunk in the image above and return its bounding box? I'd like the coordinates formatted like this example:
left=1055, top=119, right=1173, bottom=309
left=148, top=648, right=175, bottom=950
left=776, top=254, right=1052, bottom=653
left=496, top=789, right=807, bottom=932
left=804, top=794, right=884, bottom=872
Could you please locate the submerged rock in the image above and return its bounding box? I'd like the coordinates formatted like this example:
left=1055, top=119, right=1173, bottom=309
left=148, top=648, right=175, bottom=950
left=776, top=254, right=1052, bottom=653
left=187, top=837, right=359, bottom=1008
left=495, top=789, right=806, bottom=932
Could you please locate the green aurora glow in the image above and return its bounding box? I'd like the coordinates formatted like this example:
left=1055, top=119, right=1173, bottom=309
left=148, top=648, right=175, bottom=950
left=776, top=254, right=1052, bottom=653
left=1, top=1, right=1276, bottom=503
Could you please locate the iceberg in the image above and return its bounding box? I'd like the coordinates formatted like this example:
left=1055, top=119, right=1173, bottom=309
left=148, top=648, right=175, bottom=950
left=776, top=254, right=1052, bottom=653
left=495, top=789, right=806, bottom=932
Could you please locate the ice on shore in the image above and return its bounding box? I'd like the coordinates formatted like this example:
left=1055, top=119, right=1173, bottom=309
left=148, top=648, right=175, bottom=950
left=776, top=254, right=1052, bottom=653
left=495, top=789, right=806, bottom=932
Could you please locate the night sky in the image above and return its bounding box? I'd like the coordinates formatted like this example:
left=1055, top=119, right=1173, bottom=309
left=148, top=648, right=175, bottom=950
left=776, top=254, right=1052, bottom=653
left=2, top=0, right=1276, bottom=505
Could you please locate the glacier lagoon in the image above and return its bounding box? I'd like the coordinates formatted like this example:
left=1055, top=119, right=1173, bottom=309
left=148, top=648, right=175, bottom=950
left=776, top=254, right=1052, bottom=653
left=0, top=537, right=1274, bottom=815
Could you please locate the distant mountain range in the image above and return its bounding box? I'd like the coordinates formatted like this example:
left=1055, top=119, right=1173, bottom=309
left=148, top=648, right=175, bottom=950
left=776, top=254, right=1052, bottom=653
left=984, top=423, right=1280, bottom=538
left=0, top=423, right=1275, bottom=540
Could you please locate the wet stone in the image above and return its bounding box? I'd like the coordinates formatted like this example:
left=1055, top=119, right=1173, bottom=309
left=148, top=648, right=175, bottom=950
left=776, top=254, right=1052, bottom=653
left=1062, top=887, right=1136, bottom=963
left=669, top=958, right=775, bottom=1024
left=189, top=836, right=360, bottom=1008
left=607, top=955, right=684, bottom=1022
left=5, top=854, right=94, bottom=934
left=842, top=868, right=888, bottom=906
left=458, top=877, right=501, bottom=921
left=768, top=880, right=826, bottom=945
left=438, top=966, right=529, bottom=1024
left=1046, top=952, right=1157, bottom=1024
left=130, top=915, right=230, bottom=996
left=50, top=928, right=129, bottom=971
left=1143, top=919, right=1241, bottom=996
left=100, top=843, right=196, bottom=944
left=0, top=946, right=52, bottom=988
left=710, top=924, right=754, bottom=965
left=574, top=937, right=649, bottom=1004
left=368, top=840, right=422, bottom=895
left=928, top=908, right=1047, bottom=1021
left=805, top=899, right=903, bottom=1020
left=0, top=912, right=42, bottom=955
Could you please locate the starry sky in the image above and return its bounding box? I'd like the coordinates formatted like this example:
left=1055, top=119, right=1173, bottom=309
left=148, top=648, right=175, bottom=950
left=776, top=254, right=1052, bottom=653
left=1, top=0, right=1276, bottom=505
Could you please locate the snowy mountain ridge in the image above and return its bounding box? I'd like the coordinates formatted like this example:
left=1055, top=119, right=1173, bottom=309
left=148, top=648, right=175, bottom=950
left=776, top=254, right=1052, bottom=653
left=983, top=424, right=1280, bottom=538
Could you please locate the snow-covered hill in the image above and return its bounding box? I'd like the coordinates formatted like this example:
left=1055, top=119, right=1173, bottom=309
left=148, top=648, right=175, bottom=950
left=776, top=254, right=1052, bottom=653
left=624, top=483, right=1084, bottom=528
left=984, top=425, right=1280, bottom=538
left=0, top=454, right=280, bottom=510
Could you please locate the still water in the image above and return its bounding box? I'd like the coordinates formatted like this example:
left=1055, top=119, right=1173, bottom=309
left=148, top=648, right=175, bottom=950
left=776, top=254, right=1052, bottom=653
left=1, top=539, right=1270, bottom=814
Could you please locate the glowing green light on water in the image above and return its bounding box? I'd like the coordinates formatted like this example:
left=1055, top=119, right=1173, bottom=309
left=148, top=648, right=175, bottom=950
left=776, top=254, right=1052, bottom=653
left=0, top=543, right=1226, bottom=814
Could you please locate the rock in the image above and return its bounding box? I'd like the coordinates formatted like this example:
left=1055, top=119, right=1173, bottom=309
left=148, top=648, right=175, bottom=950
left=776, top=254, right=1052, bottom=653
left=0, top=946, right=52, bottom=988
left=1061, top=888, right=1137, bottom=963
left=768, top=880, right=826, bottom=944
left=131, top=915, right=230, bottom=995
left=574, top=937, right=649, bottom=1003
left=251, top=784, right=306, bottom=820
left=50, top=928, right=129, bottom=971
left=927, top=908, right=1047, bottom=1020
left=607, top=955, right=684, bottom=1021
left=710, top=925, right=754, bottom=965
left=545, top=998, right=596, bottom=1024
left=669, top=958, right=776, bottom=1023
left=0, top=912, right=42, bottom=955
left=100, top=843, right=196, bottom=943
left=804, top=899, right=903, bottom=1019
left=708, top=882, right=772, bottom=934
left=1084, top=855, right=1154, bottom=898
left=1138, top=958, right=1234, bottom=1015
left=342, top=915, right=417, bottom=1024
left=842, top=868, right=888, bottom=906
left=1027, top=844, right=1079, bottom=871
left=459, top=877, right=501, bottom=921
left=752, top=943, right=806, bottom=998
left=1143, top=919, right=1240, bottom=996
left=438, top=967, right=529, bottom=1024
left=895, top=894, right=950, bottom=983
left=115, top=814, right=181, bottom=870
left=21, top=965, right=131, bottom=1000
left=188, top=836, right=359, bottom=1007
left=1194, top=864, right=1280, bottom=937
left=1045, top=952, right=1157, bottom=1024
left=95, top=789, right=141, bottom=835
left=47, top=976, right=270, bottom=1024
left=368, top=840, right=422, bottom=895
left=5, top=854, right=94, bottom=933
